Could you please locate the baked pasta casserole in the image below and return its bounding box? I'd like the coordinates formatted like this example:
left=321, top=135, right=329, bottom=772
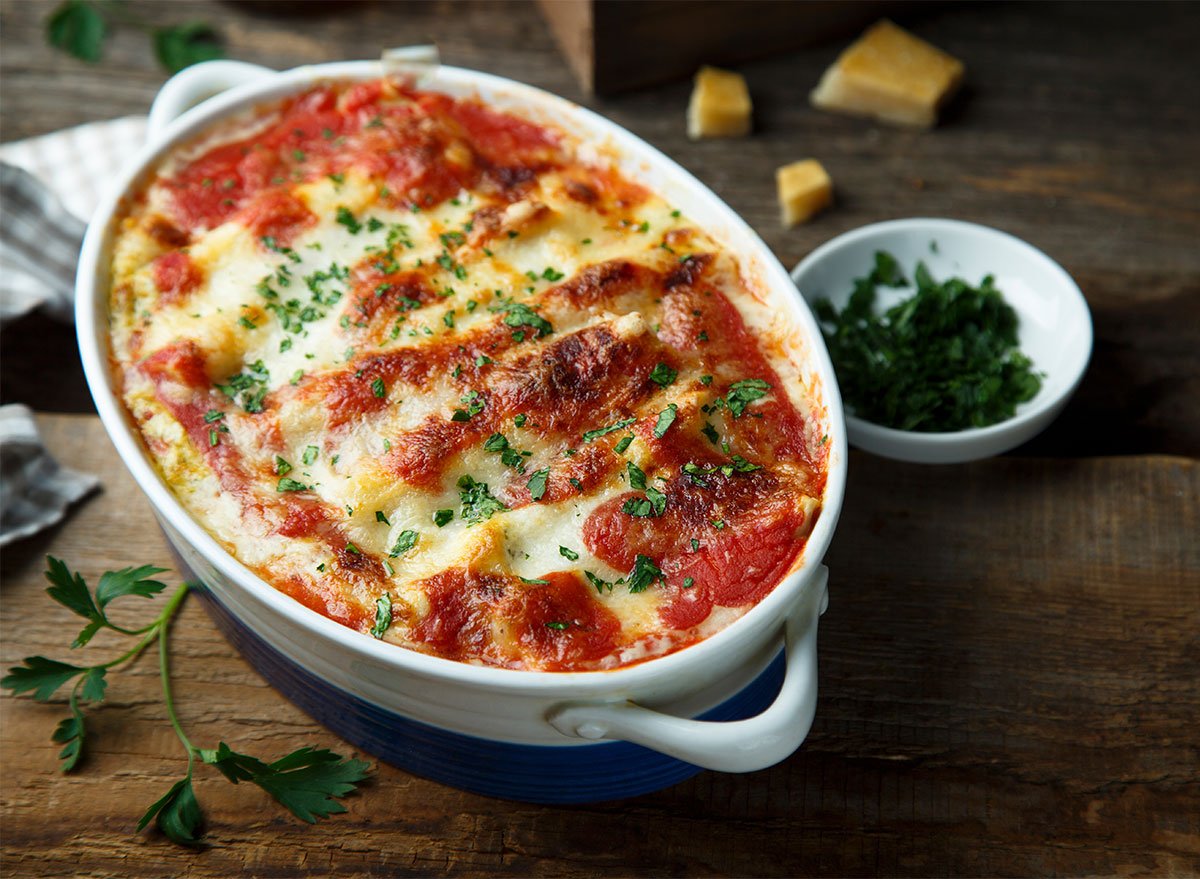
left=108, top=78, right=829, bottom=671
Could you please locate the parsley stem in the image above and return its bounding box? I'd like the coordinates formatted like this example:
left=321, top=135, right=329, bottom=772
left=96, top=584, right=190, bottom=671
left=156, top=585, right=195, bottom=756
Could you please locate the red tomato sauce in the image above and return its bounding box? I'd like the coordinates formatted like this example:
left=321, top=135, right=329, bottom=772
left=150, top=251, right=204, bottom=306
left=162, top=81, right=566, bottom=236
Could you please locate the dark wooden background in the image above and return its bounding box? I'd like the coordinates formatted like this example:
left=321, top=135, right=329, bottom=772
left=2, top=2, right=1197, bottom=876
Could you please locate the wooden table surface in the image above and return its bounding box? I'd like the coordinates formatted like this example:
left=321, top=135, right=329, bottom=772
left=2, top=2, right=1197, bottom=876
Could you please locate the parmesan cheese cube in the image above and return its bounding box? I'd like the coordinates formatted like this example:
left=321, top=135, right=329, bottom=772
left=687, top=66, right=752, bottom=139
left=809, top=19, right=964, bottom=129
left=776, top=159, right=833, bottom=227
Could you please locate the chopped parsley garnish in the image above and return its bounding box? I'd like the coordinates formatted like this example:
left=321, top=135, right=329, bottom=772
left=274, top=456, right=291, bottom=476
left=451, top=390, right=484, bottom=422
left=389, top=530, right=419, bottom=556
left=514, top=413, right=527, bottom=427
left=652, top=403, right=678, bottom=438
left=814, top=250, right=1042, bottom=431
left=701, top=422, right=720, bottom=444
left=712, top=519, right=726, bottom=530
left=541, top=267, right=565, bottom=282
left=475, top=354, right=492, bottom=366
left=260, top=236, right=301, bottom=263
left=527, top=468, right=550, bottom=501
left=335, top=206, right=362, bottom=234
left=614, top=435, right=633, bottom=454
left=520, top=577, right=550, bottom=585
left=626, top=461, right=647, bottom=490
left=371, top=377, right=385, bottom=398
left=302, top=445, right=318, bottom=465
left=681, top=455, right=761, bottom=485
left=569, top=477, right=584, bottom=490
left=648, top=362, right=677, bottom=388
left=493, top=302, right=553, bottom=338
left=215, top=360, right=270, bottom=413
left=544, top=621, right=569, bottom=630
left=700, top=374, right=713, bottom=386
left=582, top=417, right=636, bottom=442
left=276, top=477, right=308, bottom=492
left=203, top=410, right=224, bottom=423
left=683, top=577, right=695, bottom=588
left=457, top=475, right=508, bottom=523
left=622, top=487, right=666, bottom=518
left=717, top=378, right=772, bottom=417
left=433, top=509, right=453, bottom=527
left=375, top=511, right=390, bottom=525
left=627, top=555, right=665, bottom=593
left=559, top=546, right=580, bottom=561
left=691, top=538, right=701, bottom=552
left=482, top=433, right=529, bottom=471
left=585, top=571, right=613, bottom=593
left=370, top=594, right=392, bottom=638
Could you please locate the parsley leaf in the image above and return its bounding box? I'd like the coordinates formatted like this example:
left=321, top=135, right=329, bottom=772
left=153, top=21, right=224, bottom=74
left=582, top=417, right=636, bottom=442
left=43, top=557, right=167, bottom=648
left=652, top=403, right=678, bottom=438
left=458, top=475, right=508, bottom=523
left=389, top=530, right=419, bottom=556
left=336, top=206, right=362, bottom=234
left=723, top=379, right=772, bottom=417
left=627, top=555, right=666, bottom=593
left=626, top=461, right=647, bottom=490
left=46, top=0, right=106, bottom=63
left=51, top=708, right=86, bottom=772
left=215, top=360, right=270, bottom=413
left=1, top=656, right=87, bottom=702
left=370, top=595, right=392, bottom=639
left=494, top=302, right=553, bottom=338
left=138, top=772, right=204, bottom=846
left=622, top=486, right=666, bottom=518
left=206, top=745, right=371, bottom=824
left=585, top=571, right=614, bottom=593
left=276, top=477, right=309, bottom=492
left=527, top=468, right=550, bottom=501
left=559, top=546, right=580, bottom=561
left=648, top=362, right=677, bottom=388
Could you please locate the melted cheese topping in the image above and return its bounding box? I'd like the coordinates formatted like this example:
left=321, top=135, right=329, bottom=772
left=108, top=79, right=828, bottom=671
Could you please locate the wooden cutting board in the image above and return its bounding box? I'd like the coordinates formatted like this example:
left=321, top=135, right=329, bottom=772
left=2, top=414, right=1197, bottom=876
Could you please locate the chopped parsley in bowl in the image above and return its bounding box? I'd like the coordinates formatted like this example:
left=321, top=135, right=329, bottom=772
left=791, top=219, right=1092, bottom=463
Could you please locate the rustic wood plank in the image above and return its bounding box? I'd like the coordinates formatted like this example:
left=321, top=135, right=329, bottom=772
left=2, top=415, right=1196, bottom=876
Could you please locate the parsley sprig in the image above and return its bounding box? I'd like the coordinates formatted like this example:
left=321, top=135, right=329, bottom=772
left=46, top=1, right=224, bottom=73
left=3, top=557, right=369, bottom=847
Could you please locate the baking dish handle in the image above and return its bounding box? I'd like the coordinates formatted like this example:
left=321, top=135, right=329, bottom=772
left=546, top=565, right=829, bottom=773
left=147, top=60, right=277, bottom=142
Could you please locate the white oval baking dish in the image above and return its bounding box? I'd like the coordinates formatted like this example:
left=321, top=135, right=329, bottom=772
left=76, top=58, right=847, bottom=801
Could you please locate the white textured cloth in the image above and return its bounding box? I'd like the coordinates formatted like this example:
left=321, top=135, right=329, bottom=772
left=0, top=115, right=148, bottom=221
left=0, top=116, right=147, bottom=545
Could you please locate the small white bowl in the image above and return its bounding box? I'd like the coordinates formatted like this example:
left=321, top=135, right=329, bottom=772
left=791, top=218, right=1092, bottom=464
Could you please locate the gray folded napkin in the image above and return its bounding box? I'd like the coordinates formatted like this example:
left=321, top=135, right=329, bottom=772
left=0, top=161, right=98, bottom=545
